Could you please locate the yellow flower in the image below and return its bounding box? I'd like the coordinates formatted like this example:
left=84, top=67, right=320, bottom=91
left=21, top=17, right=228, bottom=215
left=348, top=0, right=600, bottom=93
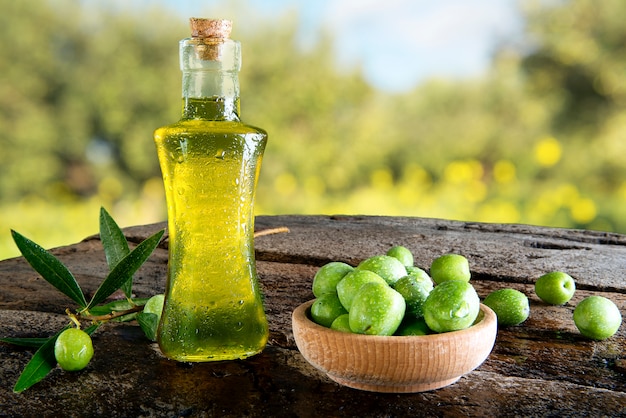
left=570, top=197, right=597, bottom=224
left=444, top=160, right=483, bottom=184
left=493, top=160, right=516, bottom=184
left=534, top=137, right=562, bottom=167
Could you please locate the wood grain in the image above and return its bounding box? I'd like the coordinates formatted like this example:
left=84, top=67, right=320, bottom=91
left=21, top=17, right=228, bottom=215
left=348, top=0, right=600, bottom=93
left=1, top=215, right=624, bottom=417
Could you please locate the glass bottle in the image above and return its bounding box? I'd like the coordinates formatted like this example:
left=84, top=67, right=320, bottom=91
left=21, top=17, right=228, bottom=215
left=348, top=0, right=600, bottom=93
left=154, top=18, right=269, bottom=362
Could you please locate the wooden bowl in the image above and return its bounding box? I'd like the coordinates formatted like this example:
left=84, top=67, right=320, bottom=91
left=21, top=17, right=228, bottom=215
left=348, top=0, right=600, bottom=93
left=292, top=299, right=497, bottom=393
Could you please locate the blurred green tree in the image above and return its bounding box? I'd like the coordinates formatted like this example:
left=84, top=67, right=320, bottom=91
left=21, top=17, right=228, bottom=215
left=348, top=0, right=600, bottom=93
left=2, top=0, right=626, bottom=261
left=0, top=0, right=181, bottom=202
left=520, top=0, right=626, bottom=192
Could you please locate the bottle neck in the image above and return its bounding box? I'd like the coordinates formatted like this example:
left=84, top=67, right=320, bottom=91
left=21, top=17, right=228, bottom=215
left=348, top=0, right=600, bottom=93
left=179, top=37, right=242, bottom=121
left=181, top=70, right=240, bottom=121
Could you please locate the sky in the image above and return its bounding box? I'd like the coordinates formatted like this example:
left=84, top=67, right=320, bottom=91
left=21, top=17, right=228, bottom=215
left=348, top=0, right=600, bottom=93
left=109, top=0, right=525, bottom=92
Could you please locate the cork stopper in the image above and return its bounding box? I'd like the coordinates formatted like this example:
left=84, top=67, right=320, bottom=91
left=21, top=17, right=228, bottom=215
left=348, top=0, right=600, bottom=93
left=188, top=18, right=232, bottom=61
left=190, top=18, right=232, bottom=39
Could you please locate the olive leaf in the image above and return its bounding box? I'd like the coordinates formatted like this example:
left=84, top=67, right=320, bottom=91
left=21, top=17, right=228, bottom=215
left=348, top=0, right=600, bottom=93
left=99, top=207, right=132, bottom=298
left=0, top=337, right=50, bottom=348
left=12, top=327, right=68, bottom=393
left=87, top=297, right=150, bottom=317
left=11, top=230, right=87, bottom=309
left=87, top=229, right=164, bottom=309
left=136, top=312, right=159, bottom=341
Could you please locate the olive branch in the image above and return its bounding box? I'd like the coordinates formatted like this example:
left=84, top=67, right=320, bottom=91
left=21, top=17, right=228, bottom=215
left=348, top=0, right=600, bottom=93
left=1, top=207, right=164, bottom=392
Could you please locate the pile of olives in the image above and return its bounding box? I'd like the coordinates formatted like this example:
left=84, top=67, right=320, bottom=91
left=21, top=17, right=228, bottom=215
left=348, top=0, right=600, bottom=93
left=310, top=246, right=481, bottom=336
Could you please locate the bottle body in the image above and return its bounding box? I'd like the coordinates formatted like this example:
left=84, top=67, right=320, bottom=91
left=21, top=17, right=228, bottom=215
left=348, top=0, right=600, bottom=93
left=155, top=115, right=268, bottom=361
left=154, top=24, right=269, bottom=362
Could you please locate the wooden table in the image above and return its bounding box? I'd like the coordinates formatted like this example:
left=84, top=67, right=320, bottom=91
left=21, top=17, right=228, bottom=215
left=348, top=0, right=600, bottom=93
left=1, top=215, right=625, bottom=417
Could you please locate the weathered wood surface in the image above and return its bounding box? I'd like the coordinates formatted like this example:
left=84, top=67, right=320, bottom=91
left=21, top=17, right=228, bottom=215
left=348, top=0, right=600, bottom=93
left=1, top=215, right=625, bottom=417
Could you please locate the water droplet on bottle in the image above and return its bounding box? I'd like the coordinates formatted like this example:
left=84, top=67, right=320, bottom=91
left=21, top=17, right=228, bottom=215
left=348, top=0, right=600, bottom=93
left=215, top=149, right=225, bottom=159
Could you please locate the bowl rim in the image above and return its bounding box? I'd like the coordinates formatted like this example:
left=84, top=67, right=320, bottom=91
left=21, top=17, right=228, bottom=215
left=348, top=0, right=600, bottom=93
left=292, top=299, right=497, bottom=341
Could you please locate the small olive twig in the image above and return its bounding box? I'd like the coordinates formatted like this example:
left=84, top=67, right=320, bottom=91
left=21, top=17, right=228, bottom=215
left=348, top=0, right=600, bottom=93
left=254, top=227, right=289, bottom=238
left=66, top=227, right=289, bottom=325
left=65, top=309, right=82, bottom=328
left=79, top=305, right=145, bottom=322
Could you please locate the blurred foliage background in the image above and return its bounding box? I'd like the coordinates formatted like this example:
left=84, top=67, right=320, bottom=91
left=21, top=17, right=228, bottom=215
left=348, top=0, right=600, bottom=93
left=2, top=0, right=626, bottom=260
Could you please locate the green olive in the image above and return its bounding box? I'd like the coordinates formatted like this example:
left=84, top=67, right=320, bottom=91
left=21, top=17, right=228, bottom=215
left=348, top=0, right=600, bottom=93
left=54, top=328, right=94, bottom=371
